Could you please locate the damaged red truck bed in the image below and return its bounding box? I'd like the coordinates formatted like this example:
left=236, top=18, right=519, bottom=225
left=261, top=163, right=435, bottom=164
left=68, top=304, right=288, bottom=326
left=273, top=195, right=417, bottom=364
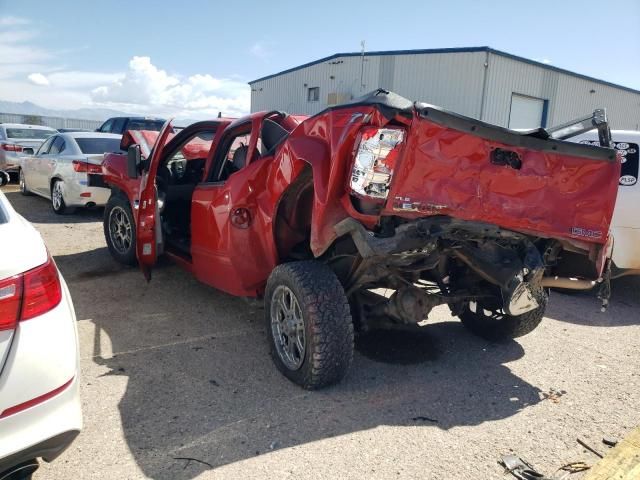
left=94, top=89, right=620, bottom=389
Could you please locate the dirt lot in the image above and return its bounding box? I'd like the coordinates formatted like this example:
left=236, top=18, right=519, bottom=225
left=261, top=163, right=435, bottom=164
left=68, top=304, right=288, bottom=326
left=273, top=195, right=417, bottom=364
left=3, top=184, right=639, bottom=480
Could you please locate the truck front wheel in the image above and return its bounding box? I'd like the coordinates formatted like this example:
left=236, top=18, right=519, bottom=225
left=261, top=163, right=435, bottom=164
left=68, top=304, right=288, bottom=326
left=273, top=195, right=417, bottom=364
left=265, top=261, right=354, bottom=389
left=458, top=285, right=548, bottom=341
left=104, top=195, right=137, bottom=266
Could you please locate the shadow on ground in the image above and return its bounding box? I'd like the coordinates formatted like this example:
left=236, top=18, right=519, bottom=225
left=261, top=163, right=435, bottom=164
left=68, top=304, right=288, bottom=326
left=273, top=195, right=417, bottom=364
left=54, top=246, right=542, bottom=480
left=546, top=275, right=640, bottom=327
left=7, top=184, right=639, bottom=478
left=2, top=188, right=103, bottom=224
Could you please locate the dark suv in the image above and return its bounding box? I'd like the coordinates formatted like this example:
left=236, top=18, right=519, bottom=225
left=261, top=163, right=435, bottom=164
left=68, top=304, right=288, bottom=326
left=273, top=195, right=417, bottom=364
left=97, top=117, right=167, bottom=135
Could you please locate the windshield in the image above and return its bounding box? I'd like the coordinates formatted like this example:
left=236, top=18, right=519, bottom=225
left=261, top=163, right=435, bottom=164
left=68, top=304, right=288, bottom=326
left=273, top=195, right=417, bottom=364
left=76, top=137, right=124, bottom=154
left=126, top=120, right=165, bottom=132
left=6, top=128, right=55, bottom=140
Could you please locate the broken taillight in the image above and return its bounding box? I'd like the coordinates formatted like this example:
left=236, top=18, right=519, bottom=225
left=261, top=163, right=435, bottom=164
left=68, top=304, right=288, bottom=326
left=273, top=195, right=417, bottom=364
left=0, top=255, right=62, bottom=330
left=349, top=127, right=405, bottom=200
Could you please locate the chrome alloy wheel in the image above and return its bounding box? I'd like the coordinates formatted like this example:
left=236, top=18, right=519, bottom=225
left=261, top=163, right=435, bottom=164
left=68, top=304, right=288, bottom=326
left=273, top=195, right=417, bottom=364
left=270, top=285, right=306, bottom=370
left=108, top=206, right=133, bottom=254
left=52, top=181, right=64, bottom=210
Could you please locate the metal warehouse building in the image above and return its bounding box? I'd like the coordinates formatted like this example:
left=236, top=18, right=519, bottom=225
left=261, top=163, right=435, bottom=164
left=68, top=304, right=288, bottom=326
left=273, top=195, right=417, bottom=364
left=249, top=46, right=640, bottom=130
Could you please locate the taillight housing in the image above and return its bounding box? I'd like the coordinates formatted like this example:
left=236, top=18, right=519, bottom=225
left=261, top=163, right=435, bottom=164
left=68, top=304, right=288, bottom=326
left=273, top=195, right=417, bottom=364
left=0, top=142, right=23, bottom=152
left=72, top=160, right=102, bottom=174
left=0, top=256, right=62, bottom=331
left=349, top=127, right=405, bottom=200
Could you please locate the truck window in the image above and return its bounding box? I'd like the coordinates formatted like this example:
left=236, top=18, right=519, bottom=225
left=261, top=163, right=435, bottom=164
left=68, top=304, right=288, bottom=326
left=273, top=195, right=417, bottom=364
left=99, top=119, right=114, bottom=133
left=216, top=132, right=251, bottom=181
left=111, top=118, right=126, bottom=134
left=127, top=120, right=165, bottom=132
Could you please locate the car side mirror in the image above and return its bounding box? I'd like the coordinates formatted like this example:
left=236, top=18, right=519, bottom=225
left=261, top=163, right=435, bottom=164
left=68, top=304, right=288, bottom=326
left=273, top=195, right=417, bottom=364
left=0, top=170, right=9, bottom=187
left=22, top=147, right=34, bottom=155
left=127, top=145, right=141, bottom=179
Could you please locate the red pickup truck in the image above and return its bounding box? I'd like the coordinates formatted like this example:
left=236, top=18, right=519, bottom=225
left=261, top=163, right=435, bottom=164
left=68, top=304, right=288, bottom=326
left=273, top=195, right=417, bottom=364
left=94, top=90, right=619, bottom=389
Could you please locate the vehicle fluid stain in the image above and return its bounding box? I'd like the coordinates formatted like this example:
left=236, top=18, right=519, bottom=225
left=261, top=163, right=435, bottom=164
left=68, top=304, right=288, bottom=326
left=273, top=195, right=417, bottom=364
left=355, top=327, right=441, bottom=365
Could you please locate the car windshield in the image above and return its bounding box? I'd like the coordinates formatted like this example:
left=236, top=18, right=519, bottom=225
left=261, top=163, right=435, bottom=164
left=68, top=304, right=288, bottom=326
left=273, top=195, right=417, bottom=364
left=126, top=120, right=165, bottom=132
left=6, top=128, right=55, bottom=140
left=75, top=137, right=123, bottom=154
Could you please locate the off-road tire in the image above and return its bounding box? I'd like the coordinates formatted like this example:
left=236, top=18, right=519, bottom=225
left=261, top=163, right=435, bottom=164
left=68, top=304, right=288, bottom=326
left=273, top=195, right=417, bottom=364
left=51, top=179, right=75, bottom=214
left=104, top=194, right=137, bottom=266
left=265, top=261, right=354, bottom=389
left=19, top=169, right=31, bottom=195
left=459, top=285, right=548, bottom=341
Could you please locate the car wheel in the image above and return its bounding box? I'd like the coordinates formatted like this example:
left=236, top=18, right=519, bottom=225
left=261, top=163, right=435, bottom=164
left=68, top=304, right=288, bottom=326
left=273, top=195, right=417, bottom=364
left=19, top=169, right=31, bottom=195
left=104, top=195, right=137, bottom=265
left=265, top=261, right=354, bottom=389
left=459, top=285, right=548, bottom=341
left=51, top=179, right=75, bottom=214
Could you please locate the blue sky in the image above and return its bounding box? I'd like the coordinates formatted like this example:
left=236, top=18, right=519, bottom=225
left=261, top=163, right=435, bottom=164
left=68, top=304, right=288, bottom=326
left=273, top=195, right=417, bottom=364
left=1, top=0, right=639, bottom=119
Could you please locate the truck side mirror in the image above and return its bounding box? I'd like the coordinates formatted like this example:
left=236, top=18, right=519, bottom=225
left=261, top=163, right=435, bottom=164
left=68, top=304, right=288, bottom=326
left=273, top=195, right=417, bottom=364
left=127, top=145, right=141, bottom=179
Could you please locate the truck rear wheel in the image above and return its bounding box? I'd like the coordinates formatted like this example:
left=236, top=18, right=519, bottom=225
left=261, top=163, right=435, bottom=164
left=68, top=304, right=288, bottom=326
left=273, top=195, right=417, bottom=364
left=459, top=285, right=548, bottom=341
left=265, top=261, right=354, bottom=389
left=104, top=195, right=137, bottom=266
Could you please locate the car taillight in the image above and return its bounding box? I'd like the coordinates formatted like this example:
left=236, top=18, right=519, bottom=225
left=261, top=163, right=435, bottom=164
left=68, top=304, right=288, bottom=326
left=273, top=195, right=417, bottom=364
left=72, top=160, right=102, bottom=174
left=349, top=126, right=405, bottom=200
left=0, top=275, right=22, bottom=330
left=0, top=256, right=62, bottom=330
left=0, top=142, right=23, bottom=152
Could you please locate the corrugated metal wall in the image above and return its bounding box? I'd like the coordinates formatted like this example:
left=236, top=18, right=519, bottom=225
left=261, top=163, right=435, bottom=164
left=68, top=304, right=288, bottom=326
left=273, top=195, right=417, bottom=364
left=483, top=53, right=640, bottom=129
left=250, top=52, right=486, bottom=117
left=251, top=55, right=381, bottom=115
left=390, top=52, right=486, bottom=118
left=250, top=51, right=640, bottom=130
left=0, top=112, right=102, bottom=130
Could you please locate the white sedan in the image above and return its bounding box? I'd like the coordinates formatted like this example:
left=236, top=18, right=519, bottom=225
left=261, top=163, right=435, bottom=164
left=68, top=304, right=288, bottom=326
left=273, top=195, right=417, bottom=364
left=19, top=132, right=122, bottom=214
left=0, top=189, right=82, bottom=478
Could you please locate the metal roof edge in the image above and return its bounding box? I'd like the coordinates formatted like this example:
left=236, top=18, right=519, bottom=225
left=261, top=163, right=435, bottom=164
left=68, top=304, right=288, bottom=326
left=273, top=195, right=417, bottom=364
left=248, top=47, right=490, bottom=84
left=486, top=48, right=640, bottom=95
left=248, top=46, right=640, bottom=95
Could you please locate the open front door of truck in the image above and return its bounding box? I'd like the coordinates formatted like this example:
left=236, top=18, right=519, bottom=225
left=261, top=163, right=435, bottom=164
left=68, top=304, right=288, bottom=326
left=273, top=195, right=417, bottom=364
left=136, top=120, right=173, bottom=280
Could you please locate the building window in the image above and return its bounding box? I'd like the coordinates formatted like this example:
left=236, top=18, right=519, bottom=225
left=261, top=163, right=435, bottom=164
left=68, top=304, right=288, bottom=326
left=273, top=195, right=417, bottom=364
left=307, top=87, right=319, bottom=102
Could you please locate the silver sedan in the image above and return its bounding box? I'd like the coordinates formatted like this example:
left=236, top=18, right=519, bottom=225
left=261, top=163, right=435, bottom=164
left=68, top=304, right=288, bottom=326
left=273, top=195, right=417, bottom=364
left=18, top=132, right=122, bottom=214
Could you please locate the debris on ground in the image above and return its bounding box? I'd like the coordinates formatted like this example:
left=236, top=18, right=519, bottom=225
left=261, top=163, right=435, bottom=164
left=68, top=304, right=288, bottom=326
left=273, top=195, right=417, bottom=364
left=577, top=438, right=604, bottom=458
left=540, top=388, right=567, bottom=403
left=556, top=462, right=590, bottom=474
left=500, top=454, right=551, bottom=479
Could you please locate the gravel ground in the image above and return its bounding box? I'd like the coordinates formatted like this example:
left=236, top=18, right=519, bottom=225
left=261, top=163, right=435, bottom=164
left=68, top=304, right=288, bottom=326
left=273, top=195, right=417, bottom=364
left=3, top=184, right=639, bottom=480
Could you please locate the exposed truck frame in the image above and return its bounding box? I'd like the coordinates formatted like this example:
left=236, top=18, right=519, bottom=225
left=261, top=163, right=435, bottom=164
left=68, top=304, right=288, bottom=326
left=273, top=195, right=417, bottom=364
left=93, top=90, right=620, bottom=389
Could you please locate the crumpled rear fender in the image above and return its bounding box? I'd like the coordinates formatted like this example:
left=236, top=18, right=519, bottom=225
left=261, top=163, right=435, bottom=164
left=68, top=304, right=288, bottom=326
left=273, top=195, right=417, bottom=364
left=278, top=105, right=392, bottom=256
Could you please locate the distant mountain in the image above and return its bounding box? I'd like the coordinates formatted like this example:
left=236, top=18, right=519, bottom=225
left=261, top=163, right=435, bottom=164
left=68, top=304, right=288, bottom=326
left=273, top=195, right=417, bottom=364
left=0, top=100, right=199, bottom=127
left=0, top=100, right=131, bottom=121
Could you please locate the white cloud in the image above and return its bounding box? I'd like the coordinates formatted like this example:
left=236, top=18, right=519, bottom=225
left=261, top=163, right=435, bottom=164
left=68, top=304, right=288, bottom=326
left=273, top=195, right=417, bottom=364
left=90, top=56, right=250, bottom=118
left=534, top=57, right=552, bottom=65
left=27, top=72, right=49, bottom=86
left=0, top=16, right=31, bottom=26
left=0, top=19, right=250, bottom=119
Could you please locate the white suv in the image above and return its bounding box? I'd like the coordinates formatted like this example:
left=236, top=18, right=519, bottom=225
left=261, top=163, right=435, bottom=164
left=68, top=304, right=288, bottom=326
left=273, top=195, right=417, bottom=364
left=0, top=188, right=82, bottom=478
